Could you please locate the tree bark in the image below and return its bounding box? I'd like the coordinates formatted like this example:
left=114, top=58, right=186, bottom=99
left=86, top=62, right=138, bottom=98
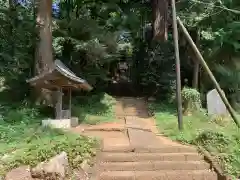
left=192, top=62, right=199, bottom=89
left=34, top=0, right=54, bottom=105
left=152, top=0, right=168, bottom=41
left=35, top=0, right=53, bottom=74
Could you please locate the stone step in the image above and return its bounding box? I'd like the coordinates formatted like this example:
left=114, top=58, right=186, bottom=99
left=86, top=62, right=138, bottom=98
left=102, top=145, right=133, bottom=152
left=83, top=123, right=125, bottom=132
left=134, top=146, right=198, bottom=153
left=128, top=128, right=196, bottom=150
left=102, top=145, right=197, bottom=153
left=100, top=152, right=203, bottom=162
left=99, top=170, right=218, bottom=180
left=99, top=161, right=210, bottom=171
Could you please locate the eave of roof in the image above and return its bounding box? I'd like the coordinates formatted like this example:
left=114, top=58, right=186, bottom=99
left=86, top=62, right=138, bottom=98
left=26, top=60, right=93, bottom=91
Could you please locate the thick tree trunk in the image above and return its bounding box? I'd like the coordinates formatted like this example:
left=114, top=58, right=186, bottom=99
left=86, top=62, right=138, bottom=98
left=34, top=0, right=54, bottom=105
left=35, top=0, right=53, bottom=74
left=152, top=0, right=168, bottom=41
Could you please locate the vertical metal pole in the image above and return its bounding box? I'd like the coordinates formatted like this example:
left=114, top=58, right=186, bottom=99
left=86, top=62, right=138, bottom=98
left=171, top=0, right=183, bottom=130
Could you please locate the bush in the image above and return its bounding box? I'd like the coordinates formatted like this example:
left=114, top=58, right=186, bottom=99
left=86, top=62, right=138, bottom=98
left=181, top=87, right=201, bottom=115
left=4, top=108, right=40, bottom=124
left=72, top=93, right=116, bottom=124
left=0, top=104, right=98, bottom=176
left=0, top=125, right=97, bottom=176
left=1, top=131, right=96, bottom=168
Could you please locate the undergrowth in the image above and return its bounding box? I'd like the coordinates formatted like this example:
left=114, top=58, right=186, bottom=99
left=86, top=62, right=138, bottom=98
left=0, top=104, right=97, bottom=177
left=149, top=102, right=240, bottom=178
left=72, top=93, right=116, bottom=125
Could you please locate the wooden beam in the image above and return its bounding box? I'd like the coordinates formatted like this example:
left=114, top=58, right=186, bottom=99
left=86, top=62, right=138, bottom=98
left=177, top=17, right=240, bottom=128
left=49, top=79, right=78, bottom=89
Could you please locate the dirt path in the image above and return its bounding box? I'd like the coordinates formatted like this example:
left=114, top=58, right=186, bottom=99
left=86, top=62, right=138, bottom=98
left=73, top=97, right=218, bottom=180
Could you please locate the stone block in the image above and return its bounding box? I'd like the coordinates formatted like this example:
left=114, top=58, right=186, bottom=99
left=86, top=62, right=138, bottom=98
left=42, top=117, right=78, bottom=129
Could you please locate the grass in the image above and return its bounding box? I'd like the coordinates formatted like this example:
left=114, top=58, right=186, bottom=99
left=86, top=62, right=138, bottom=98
left=0, top=92, right=116, bottom=176
left=149, top=102, right=240, bottom=178
left=72, top=93, right=116, bottom=125
left=0, top=105, right=97, bottom=177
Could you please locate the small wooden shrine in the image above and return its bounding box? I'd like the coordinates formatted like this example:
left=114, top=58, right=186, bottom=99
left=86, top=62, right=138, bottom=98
left=27, top=60, right=92, bottom=121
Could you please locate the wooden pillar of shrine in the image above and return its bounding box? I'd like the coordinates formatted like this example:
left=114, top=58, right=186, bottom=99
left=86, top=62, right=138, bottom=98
left=55, top=88, right=72, bottom=119
left=55, top=88, right=63, bottom=119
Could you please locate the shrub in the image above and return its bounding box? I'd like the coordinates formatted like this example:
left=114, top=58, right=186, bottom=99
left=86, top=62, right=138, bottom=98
left=72, top=93, right=116, bottom=124
left=0, top=128, right=97, bottom=176
left=0, top=104, right=98, bottom=176
left=181, top=87, right=201, bottom=115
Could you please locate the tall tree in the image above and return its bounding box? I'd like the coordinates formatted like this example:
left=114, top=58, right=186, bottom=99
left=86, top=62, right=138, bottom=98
left=152, top=0, right=168, bottom=41
left=34, top=0, right=53, bottom=104
left=35, top=0, right=53, bottom=74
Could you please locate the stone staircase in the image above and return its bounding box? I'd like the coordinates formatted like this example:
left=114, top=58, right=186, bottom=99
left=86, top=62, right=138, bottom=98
left=90, top=145, right=218, bottom=180
left=87, top=97, right=219, bottom=180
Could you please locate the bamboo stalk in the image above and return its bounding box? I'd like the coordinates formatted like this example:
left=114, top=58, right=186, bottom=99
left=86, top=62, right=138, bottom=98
left=177, top=17, right=240, bottom=128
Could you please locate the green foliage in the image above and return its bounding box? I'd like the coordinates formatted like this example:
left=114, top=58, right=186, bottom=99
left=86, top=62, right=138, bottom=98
left=182, top=87, right=201, bottom=102
left=215, top=64, right=240, bottom=108
left=177, top=0, right=240, bottom=106
left=0, top=106, right=97, bottom=176
left=52, top=0, right=136, bottom=87
left=0, top=0, right=35, bottom=101
left=3, top=107, right=40, bottom=124
left=135, top=41, right=176, bottom=98
left=181, top=87, right=201, bottom=112
left=72, top=93, right=116, bottom=124
left=150, top=102, right=240, bottom=177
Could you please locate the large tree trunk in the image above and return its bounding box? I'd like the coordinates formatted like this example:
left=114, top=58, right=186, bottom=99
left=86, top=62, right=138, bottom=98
left=35, top=0, right=53, bottom=74
left=152, top=0, right=168, bottom=41
left=34, top=0, right=54, bottom=105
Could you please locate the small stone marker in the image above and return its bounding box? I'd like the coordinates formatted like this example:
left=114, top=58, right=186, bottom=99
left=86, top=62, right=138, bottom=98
left=207, top=89, right=228, bottom=116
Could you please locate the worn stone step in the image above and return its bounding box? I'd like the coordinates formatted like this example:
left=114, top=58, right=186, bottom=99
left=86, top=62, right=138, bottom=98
left=101, top=152, right=203, bottom=162
left=102, top=145, right=134, bottom=153
left=102, top=145, right=197, bottom=153
left=83, top=123, right=125, bottom=132
left=99, top=170, right=218, bottom=180
left=134, top=146, right=197, bottom=153
left=99, top=161, right=210, bottom=171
